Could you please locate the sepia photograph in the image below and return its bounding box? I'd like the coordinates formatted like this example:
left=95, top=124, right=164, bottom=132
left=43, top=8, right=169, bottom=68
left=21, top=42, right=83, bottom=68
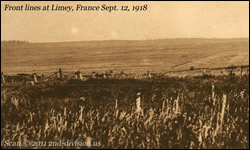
left=1, top=1, right=249, bottom=149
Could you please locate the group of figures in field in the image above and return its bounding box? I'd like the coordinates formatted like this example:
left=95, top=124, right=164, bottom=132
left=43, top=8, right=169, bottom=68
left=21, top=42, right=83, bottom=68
left=1, top=65, right=249, bottom=86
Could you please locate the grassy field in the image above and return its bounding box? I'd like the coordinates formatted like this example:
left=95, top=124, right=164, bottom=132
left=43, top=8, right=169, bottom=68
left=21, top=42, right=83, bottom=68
left=1, top=38, right=249, bottom=149
left=1, top=38, right=249, bottom=74
left=1, top=74, right=249, bottom=149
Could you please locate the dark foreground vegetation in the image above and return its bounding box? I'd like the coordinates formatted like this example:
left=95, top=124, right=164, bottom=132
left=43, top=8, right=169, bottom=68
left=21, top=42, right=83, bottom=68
left=1, top=74, right=249, bottom=149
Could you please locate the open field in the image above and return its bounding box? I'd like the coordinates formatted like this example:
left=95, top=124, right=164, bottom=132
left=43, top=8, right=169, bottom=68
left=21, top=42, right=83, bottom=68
left=1, top=38, right=249, bottom=149
left=1, top=38, right=249, bottom=74
left=1, top=74, right=249, bottom=149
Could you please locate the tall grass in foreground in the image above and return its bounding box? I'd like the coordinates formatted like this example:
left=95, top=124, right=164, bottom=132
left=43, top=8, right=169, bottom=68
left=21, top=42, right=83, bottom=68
left=1, top=75, right=249, bottom=149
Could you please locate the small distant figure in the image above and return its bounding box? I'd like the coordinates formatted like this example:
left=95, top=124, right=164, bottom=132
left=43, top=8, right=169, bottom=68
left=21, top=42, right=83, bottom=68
left=91, top=72, right=96, bottom=79
left=120, top=70, right=126, bottom=79
left=135, top=92, right=144, bottom=115
left=75, top=71, right=80, bottom=79
left=74, top=71, right=83, bottom=80
left=32, top=73, right=37, bottom=83
left=106, top=70, right=113, bottom=79
left=79, top=72, right=83, bottom=80
left=147, top=71, right=152, bottom=79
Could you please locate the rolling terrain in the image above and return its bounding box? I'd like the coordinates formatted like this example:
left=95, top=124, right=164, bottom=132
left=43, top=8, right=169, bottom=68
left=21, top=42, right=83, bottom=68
left=1, top=38, right=249, bottom=75
left=1, top=38, right=249, bottom=149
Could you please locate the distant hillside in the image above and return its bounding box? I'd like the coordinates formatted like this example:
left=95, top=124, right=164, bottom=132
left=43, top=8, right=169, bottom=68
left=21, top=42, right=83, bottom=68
left=1, top=38, right=249, bottom=74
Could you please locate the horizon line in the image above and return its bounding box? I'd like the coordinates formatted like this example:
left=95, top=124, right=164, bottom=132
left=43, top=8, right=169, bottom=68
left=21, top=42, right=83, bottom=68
left=1, top=37, right=249, bottom=44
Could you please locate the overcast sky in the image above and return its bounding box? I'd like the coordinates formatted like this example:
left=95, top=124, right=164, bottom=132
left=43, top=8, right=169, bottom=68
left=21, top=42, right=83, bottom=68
left=1, top=1, right=249, bottom=42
